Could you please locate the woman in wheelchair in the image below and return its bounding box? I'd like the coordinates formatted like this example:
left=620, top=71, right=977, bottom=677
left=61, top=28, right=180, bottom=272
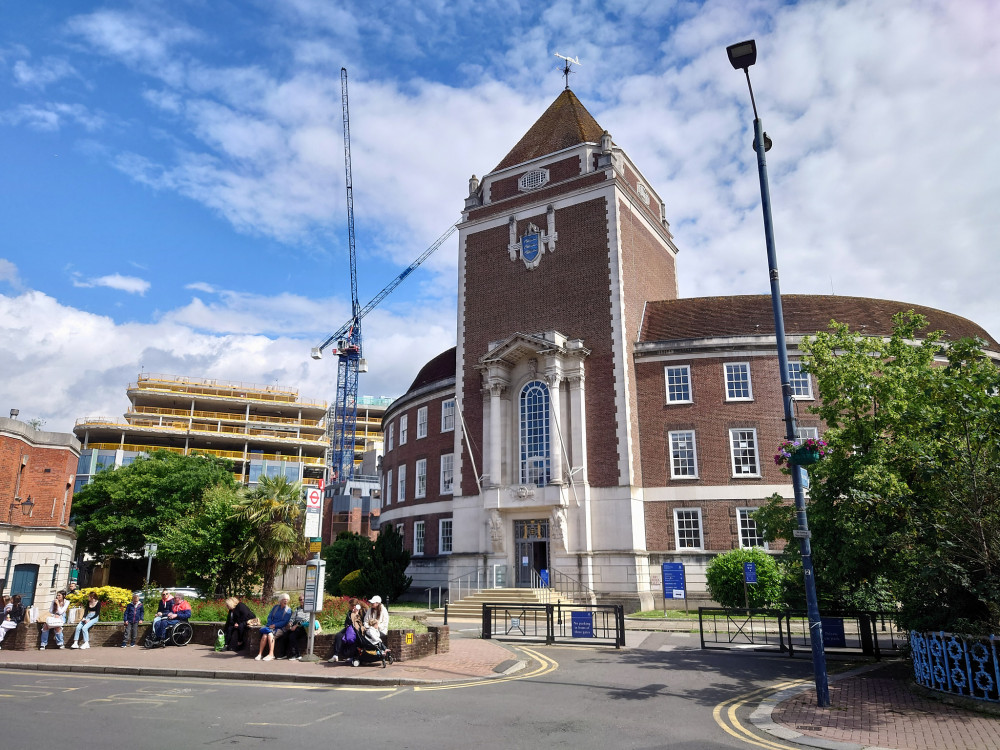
left=147, top=592, right=192, bottom=646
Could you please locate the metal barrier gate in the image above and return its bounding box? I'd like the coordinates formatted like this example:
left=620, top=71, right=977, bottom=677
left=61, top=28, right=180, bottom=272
left=482, top=603, right=625, bottom=647
left=699, top=607, right=904, bottom=658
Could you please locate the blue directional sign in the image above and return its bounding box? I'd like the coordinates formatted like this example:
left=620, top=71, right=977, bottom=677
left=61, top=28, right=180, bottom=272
left=821, top=617, right=846, bottom=648
left=661, top=562, right=686, bottom=600
left=571, top=611, right=594, bottom=638
left=743, top=561, right=758, bottom=584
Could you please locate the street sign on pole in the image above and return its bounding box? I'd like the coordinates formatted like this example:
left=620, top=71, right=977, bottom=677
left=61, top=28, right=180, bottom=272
left=304, top=488, right=323, bottom=539
left=743, top=561, right=758, bottom=583
left=661, top=562, right=688, bottom=614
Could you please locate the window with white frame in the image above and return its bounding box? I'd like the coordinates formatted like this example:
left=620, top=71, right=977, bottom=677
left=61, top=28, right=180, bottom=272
left=519, top=380, right=551, bottom=485
left=673, top=508, right=704, bottom=550
left=668, top=430, right=698, bottom=478
left=440, top=453, right=454, bottom=494
left=441, top=399, right=456, bottom=432
left=415, top=458, right=427, bottom=498
left=385, top=469, right=392, bottom=505
left=397, top=464, right=406, bottom=502
left=414, top=520, right=425, bottom=555
left=724, top=362, right=753, bottom=401
left=417, top=406, right=428, bottom=439
left=388, top=423, right=394, bottom=451
left=399, top=414, right=408, bottom=445
left=738, top=508, right=768, bottom=549
left=796, top=426, right=819, bottom=441
left=665, top=365, right=692, bottom=403
left=439, top=519, right=453, bottom=554
left=788, top=362, right=813, bottom=399
left=729, top=428, right=760, bottom=476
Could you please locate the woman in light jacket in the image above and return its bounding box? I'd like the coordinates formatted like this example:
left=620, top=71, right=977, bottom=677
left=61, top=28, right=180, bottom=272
left=40, top=590, right=69, bottom=650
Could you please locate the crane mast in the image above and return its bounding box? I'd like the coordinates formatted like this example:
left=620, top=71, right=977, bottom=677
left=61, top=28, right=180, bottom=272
left=314, top=69, right=457, bottom=486
left=329, top=66, right=362, bottom=485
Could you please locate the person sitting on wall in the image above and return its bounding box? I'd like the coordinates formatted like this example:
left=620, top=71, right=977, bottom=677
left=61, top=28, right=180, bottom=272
left=223, top=597, right=255, bottom=652
left=363, top=595, right=389, bottom=646
left=255, top=593, right=292, bottom=662
left=70, top=592, right=102, bottom=649
left=150, top=592, right=192, bottom=642
left=282, top=594, right=310, bottom=660
left=0, top=594, right=25, bottom=649
left=40, top=590, right=69, bottom=650
left=329, top=598, right=364, bottom=662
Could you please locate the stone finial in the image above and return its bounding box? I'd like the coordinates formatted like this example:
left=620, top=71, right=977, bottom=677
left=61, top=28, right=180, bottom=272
left=600, top=130, right=612, bottom=154
left=468, top=174, right=479, bottom=196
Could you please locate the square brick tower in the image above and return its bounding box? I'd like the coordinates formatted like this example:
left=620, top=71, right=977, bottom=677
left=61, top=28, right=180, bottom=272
left=453, top=89, right=678, bottom=608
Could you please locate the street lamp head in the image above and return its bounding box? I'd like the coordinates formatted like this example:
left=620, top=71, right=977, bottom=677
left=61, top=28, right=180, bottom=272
left=21, top=496, right=34, bottom=515
left=727, top=39, right=757, bottom=70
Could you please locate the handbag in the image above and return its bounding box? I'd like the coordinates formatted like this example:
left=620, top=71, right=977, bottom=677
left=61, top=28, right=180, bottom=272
left=46, top=615, right=65, bottom=627
left=247, top=617, right=261, bottom=628
left=214, top=629, right=226, bottom=652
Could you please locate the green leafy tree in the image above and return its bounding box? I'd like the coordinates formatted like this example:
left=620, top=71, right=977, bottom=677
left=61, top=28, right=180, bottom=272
left=362, top=523, right=412, bottom=603
left=756, top=313, right=1000, bottom=633
left=156, top=483, right=262, bottom=597
left=705, top=547, right=782, bottom=609
left=73, top=451, right=236, bottom=561
left=232, top=474, right=307, bottom=602
left=322, top=532, right=373, bottom=595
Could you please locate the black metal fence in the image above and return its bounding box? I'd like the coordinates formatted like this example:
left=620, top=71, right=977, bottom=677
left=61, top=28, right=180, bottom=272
left=698, top=607, right=904, bottom=659
left=482, top=603, right=625, bottom=647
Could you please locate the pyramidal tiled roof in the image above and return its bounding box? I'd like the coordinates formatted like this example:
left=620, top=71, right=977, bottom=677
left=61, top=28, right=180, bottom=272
left=493, top=89, right=605, bottom=172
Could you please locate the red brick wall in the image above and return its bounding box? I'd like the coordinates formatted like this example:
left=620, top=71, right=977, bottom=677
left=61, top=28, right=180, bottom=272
left=461, top=198, right=624, bottom=488
left=0, top=435, right=77, bottom=528
left=382, top=393, right=455, bottom=509
left=488, top=156, right=582, bottom=202
left=644, top=497, right=788, bottom=553
left=618, top=200, right=678, bottom=484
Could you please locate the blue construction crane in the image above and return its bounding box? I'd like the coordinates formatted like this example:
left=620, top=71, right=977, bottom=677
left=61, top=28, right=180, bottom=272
left=311, top=69, right=457, bottom=484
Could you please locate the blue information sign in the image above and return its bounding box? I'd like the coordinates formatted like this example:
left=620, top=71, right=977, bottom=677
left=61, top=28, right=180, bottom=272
left=571, top=611, right=594, bottom=638
left=821, top=617, right=847, bottom=647
left=661, top=562, right=686, bottom=600
left=743, top=561, right=758, bottom=584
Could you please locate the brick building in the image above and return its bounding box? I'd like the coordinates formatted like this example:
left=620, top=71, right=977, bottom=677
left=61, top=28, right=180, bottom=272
left=0, top=416, right=80, bottom=606
left=378, top=89, right=999, bottom=610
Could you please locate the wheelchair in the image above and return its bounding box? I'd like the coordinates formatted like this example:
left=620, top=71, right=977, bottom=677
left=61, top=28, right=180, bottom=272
left=144, top=619, right=194, bottom=648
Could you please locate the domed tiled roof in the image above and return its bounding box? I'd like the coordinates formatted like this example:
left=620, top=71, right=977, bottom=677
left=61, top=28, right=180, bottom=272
left=640, top=295, right=998, bottom=349
left=404, top=347, right=456, bottom=395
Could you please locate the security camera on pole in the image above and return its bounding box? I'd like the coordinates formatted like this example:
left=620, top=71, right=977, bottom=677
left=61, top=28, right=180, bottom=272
left=300, top=481, right=326, bottom=661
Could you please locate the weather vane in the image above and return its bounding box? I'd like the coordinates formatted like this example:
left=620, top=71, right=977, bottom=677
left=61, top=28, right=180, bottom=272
left=554, top=52, right=581, bottom=90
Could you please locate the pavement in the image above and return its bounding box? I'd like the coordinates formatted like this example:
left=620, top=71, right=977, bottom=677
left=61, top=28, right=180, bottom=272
left=2, top=616, right=997, bottom=750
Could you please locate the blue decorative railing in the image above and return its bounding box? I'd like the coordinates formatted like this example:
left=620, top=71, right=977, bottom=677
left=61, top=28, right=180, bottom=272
left=911, top=631, right=1000, bottom=702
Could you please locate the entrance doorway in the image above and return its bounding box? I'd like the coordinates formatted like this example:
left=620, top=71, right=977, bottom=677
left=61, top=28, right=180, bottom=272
left=11, top=564, right=39, bottom=606
left=514, top=519, right=549, bottom=587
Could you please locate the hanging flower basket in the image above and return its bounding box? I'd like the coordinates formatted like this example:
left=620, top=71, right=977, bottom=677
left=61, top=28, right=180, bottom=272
left=774, top=438, right=829, bottom=468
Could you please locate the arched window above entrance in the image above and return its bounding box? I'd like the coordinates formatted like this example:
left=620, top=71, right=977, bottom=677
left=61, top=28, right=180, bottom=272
left=519, top=380, right=550, bottom=485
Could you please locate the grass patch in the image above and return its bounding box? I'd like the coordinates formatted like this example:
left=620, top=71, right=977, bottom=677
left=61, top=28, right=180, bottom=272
left=629, top=609, right=700, bottom=620
left=389, top=615, right=428, bottom=633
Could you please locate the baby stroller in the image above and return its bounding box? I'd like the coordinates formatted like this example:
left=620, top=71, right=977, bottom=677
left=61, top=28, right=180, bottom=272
left=349, top=626, right=394, bottom=668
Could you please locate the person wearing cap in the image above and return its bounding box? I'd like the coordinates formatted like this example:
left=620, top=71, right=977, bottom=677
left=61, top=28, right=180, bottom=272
left=363, top=595, right=389, bottom=645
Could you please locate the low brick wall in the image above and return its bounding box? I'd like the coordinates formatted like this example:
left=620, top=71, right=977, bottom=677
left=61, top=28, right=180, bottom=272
left=5, top=622, right=449, bottom=663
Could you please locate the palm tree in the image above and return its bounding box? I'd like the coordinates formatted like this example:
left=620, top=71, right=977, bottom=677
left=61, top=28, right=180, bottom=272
left=233, top=474, right=307, bottom=602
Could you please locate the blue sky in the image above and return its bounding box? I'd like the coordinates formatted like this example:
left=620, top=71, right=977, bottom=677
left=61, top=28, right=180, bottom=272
left=2, top=0, right=998, bottom=432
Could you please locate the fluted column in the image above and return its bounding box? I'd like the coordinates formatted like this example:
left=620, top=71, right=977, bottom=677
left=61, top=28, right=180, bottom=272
left=547, top=372, right=563, bottom=484
left=567, top=369, right=586, bottom=482
left=488, top=382, right=505, bottom=486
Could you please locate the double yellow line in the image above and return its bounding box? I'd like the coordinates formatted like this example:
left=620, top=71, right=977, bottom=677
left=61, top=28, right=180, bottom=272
left=414, top=646, right=559, bottom=691
left=712, top=678, right=810, bottom=750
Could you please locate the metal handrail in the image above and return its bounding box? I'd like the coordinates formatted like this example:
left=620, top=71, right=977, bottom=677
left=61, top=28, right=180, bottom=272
left=445, top=565, right=508, bottom=604
left=549, top=568, right=597, bottom=603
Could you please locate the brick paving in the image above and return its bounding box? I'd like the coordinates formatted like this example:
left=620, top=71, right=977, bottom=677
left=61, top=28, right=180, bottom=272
left=770, top=662, right=1000, bottom=750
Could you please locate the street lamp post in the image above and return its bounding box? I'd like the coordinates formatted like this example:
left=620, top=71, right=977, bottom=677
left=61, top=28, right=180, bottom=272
left=727, top=38, right=830, bottom=707
left=2, top=495, right=35, bottom=598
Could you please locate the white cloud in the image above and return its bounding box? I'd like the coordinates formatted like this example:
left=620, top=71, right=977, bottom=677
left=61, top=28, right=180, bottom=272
left=0, top=102, right=104, bottom=132
left=0, top=258, right=23, bottom=290
left=0, top=286, right=454, bottom=433
left=73, top=273, right=151, bottom=295
left=12, top=57, right=78, bottom=89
